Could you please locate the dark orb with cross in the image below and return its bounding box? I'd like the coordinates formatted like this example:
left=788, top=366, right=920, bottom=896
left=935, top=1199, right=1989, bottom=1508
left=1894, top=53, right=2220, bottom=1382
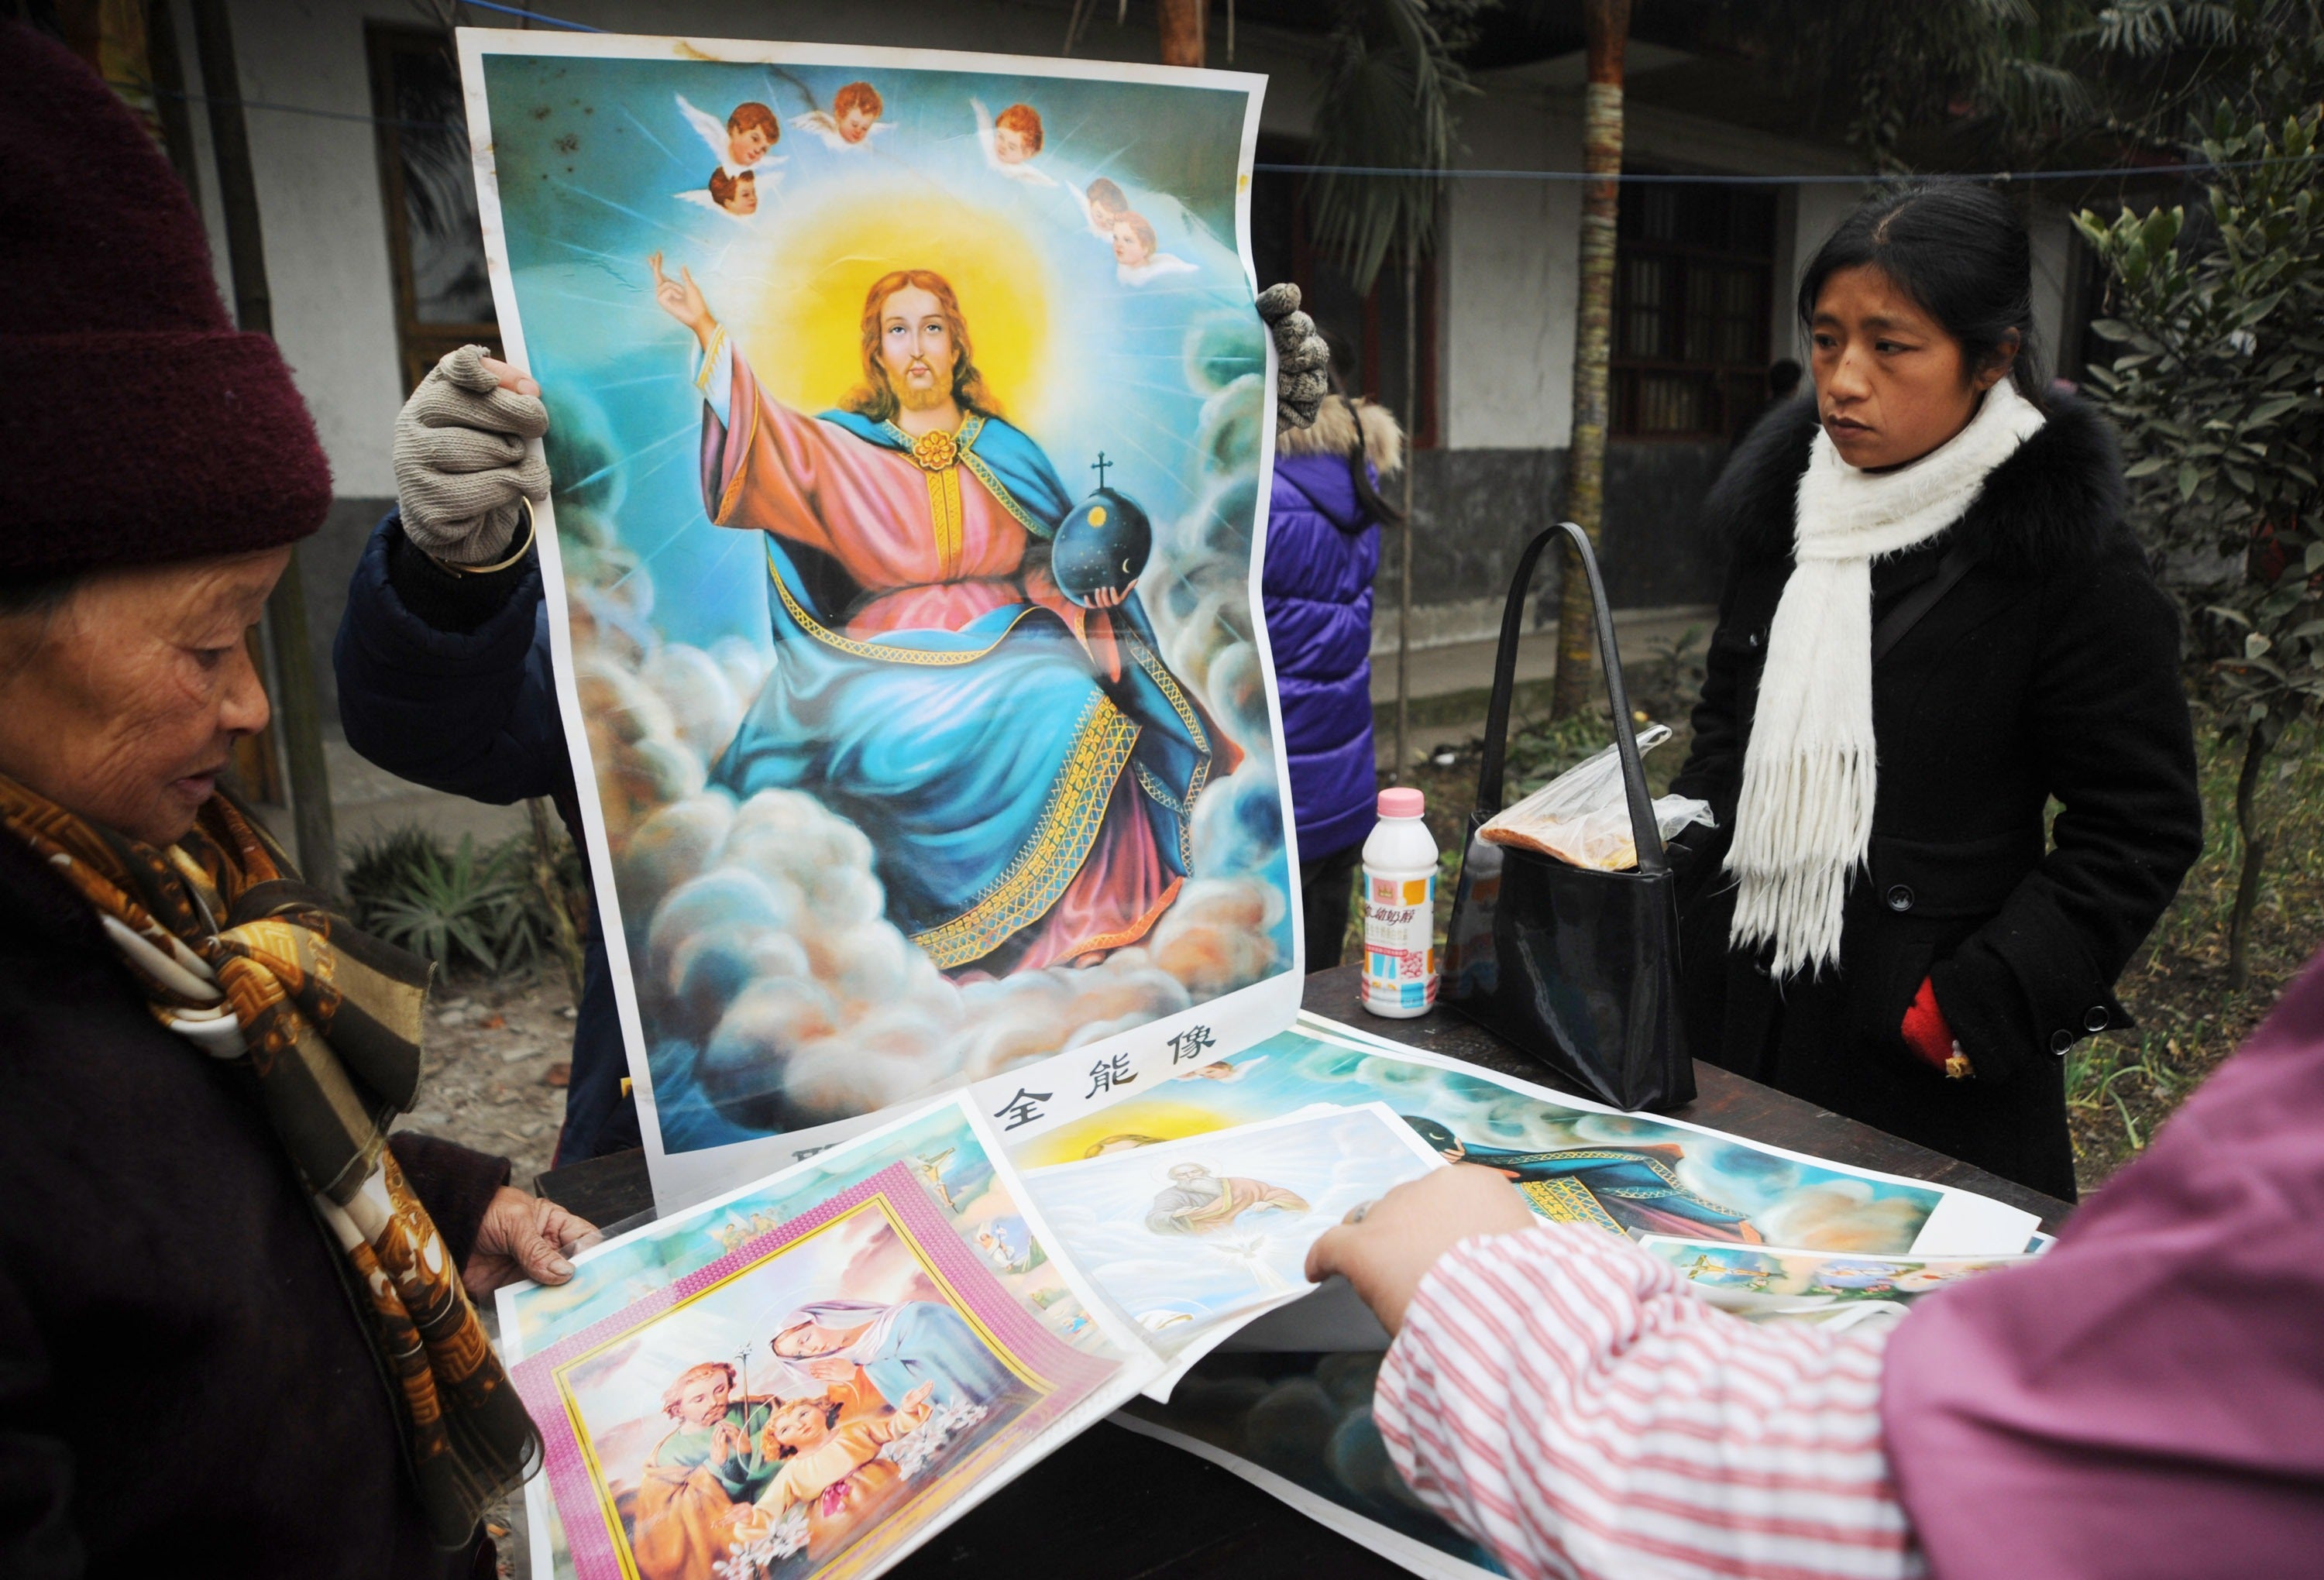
left=1052, top=452, right=1153, bottom=608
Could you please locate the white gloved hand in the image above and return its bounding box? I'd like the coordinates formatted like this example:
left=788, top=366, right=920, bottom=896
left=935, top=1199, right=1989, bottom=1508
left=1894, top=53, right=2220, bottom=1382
left=392, top=345, right=552, bottom=565
left=1257, top=282, right=1332, bottom=431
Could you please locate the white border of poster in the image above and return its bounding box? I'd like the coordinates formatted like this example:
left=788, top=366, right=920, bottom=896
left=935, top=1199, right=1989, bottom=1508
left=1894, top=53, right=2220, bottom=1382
left=456, top=29, right=1297, bottom=1209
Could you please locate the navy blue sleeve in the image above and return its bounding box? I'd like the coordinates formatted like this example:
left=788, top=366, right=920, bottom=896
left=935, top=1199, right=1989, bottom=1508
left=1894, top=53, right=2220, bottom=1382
left=333, top=511, right=573, bottom=809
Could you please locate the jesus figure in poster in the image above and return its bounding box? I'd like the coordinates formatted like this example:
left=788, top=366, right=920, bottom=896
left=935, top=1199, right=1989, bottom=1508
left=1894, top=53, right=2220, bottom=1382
left=651, top=255, right=1233, bottom=977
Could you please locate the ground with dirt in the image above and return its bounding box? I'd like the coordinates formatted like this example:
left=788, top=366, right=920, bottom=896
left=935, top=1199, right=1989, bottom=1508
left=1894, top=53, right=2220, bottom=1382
left=400, top=974, right=580, bottom=1187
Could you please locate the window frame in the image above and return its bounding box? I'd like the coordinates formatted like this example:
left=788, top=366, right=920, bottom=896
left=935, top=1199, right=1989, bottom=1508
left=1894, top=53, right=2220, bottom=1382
left=365, top=22, right=500, bottom=394
left=1608, top=176, right=1778, bottom=443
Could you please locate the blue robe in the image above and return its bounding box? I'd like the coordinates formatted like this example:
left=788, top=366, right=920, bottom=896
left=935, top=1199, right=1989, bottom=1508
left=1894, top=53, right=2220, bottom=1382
left=851, top=1300, right=1019, bottom=1410
left=708, top=407, right=1225, bottom=972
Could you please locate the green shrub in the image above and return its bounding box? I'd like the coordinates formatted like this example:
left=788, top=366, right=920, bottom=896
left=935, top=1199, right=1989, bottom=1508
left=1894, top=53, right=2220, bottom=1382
left=342, top=819, right=584, bottom=979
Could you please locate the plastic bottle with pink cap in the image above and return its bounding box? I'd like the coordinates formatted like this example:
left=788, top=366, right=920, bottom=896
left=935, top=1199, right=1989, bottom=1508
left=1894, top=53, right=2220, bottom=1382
left=1359, top=787, right=1439, bottom=1017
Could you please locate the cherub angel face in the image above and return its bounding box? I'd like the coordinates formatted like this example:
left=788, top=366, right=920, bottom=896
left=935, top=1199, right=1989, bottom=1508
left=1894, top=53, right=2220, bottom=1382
left=992, top=125, right=1033, bottom=164
left=720, top=173, right=758, bottom=215
left=1112, top=220, right=1154, bottom=267
left=838, top=106, right=878, bottom=143
left=728, top=125, right=772, bottom=166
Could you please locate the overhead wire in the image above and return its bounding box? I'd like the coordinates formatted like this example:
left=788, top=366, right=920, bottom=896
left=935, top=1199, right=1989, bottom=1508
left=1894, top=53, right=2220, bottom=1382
left=115, top=0, right=2311, bottom=191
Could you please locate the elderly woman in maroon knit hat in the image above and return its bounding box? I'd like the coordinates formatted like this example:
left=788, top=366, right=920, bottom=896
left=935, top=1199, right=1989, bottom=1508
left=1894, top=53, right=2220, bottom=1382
left=0, top=26, right=587, bottom=1578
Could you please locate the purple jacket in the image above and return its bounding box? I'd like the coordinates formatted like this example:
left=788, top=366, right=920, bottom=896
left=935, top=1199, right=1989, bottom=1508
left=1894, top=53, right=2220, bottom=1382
left=1882, top=945, right=2324, bottom=1575
left=1263, top=397, right=1402, bottom=862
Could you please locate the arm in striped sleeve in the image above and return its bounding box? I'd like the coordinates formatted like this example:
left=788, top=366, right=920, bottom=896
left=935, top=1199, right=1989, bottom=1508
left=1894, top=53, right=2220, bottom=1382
left=1372, top=1224, right=1922, bottom=1580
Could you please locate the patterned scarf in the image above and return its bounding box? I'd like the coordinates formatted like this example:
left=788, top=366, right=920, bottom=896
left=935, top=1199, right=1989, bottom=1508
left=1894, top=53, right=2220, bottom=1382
left=0, top=775, right=538, bottom=1547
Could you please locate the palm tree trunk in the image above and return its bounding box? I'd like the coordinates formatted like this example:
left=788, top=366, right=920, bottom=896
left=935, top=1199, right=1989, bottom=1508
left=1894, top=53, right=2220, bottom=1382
left=1550, top=0, right=1631, bottom=719
left=1157, top=0, right=1205, bottom=66
left=1394, top=234, right=1418, bottom=783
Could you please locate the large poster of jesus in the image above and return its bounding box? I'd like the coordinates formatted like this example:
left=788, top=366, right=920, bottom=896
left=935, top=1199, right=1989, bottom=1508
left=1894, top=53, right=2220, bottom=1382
left=459, top=33, right=1294, bottom=1204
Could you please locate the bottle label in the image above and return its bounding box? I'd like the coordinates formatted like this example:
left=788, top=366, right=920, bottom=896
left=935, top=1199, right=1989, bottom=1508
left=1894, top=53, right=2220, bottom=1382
left=1361, top=871, right=1438, bottom=1010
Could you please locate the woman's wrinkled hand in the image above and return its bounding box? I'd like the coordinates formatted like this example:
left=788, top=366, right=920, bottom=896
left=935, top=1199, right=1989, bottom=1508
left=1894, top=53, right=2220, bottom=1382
left=461, top=1186, right=593, bottom=1297
left=1302, top=1165, right=1538, bottom=1337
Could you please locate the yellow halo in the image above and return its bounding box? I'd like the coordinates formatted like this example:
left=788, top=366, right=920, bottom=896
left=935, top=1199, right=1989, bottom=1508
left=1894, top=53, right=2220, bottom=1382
left=736, top=181, right=1054, bottom=433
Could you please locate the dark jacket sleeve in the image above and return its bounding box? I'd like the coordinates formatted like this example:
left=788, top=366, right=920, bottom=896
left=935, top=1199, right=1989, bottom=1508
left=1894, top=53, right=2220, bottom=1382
left=333, top=512, right=572, bottom=808
left=0, top=1262, right=76, bottom=1578
left=1932, top=544, right=2203, bottom=1079
left=387, top=1133, right=512, bottom=1272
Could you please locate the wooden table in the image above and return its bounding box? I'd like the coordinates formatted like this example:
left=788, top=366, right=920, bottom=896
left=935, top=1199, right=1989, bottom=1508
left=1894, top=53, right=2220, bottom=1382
left=536, top=963, right=2073, bottom=1578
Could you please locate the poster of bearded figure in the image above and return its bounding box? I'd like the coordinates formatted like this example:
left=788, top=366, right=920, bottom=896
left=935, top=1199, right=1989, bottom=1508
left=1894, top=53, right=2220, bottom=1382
left=459, top=33, right=1294, bottom=1204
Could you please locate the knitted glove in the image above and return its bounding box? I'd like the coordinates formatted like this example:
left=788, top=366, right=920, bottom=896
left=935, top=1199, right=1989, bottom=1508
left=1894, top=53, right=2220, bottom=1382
left=1257, top=282, right=1332, bottom=431
left=391, top=344, right=551, bottom=565
left=1902, top=977, right=1973, bottom=1079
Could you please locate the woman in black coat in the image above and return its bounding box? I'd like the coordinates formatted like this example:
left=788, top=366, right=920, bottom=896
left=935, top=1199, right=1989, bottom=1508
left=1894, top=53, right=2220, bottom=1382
left=1669, top=186, right=2202, bottom=1200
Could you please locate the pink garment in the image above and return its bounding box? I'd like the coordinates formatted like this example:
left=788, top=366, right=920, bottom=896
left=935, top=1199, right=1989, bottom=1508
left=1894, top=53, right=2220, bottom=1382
left=1376, top=1223, right=1916, bottom=1579
left=1882, top=949, right=2324, bottom=1578
left=703, top=350, right=1082, bottom=641
left=1376, top=951, right=2324, bottom=1578
left=990, top=787, right=1180, bottom=974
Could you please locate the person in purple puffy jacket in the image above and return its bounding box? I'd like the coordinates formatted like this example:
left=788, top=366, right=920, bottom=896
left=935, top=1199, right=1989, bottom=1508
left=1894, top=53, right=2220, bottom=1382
left=1263, top=391, right=1404, bottom=969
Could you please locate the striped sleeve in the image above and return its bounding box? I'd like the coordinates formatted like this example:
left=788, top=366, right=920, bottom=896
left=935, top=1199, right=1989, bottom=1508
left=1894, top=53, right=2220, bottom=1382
left=1371, top=1224, right=1922, bottom=1580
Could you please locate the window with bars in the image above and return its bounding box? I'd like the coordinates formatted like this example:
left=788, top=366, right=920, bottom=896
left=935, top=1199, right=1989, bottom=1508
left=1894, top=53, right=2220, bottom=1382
left=1610, top=180, right=1778, bottom=440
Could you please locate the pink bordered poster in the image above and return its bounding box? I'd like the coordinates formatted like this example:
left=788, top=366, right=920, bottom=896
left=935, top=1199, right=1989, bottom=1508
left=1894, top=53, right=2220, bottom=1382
left=511, top=1161, right=1128, bottom=1579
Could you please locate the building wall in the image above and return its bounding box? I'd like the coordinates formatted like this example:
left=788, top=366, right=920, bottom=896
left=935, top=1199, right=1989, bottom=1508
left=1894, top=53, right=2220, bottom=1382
left=1384, top=81, right=1887, bottom=656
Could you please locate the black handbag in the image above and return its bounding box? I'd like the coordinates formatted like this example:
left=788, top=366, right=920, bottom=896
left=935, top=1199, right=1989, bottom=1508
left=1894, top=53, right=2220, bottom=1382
left=1442, top=522, right=1695, bottom=1111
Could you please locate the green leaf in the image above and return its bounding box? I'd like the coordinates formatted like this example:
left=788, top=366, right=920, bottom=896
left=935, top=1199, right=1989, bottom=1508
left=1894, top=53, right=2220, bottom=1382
left=2178, top=462, right=2202, bottom=501
left=2248, top=632, right=2275, bottom=659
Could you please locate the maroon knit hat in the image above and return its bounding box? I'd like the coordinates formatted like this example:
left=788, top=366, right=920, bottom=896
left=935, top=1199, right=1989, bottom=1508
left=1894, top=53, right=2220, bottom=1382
left=0, top=24, right=333, bottom=579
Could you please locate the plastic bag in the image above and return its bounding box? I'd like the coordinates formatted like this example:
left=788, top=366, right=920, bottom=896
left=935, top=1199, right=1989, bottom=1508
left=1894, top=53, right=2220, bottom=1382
left=1478, top=724, right=1713, bottom=871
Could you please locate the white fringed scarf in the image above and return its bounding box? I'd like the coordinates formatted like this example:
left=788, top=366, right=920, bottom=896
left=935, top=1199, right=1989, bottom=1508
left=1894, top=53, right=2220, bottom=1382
left=1727, top=381, right=2047, bottom=977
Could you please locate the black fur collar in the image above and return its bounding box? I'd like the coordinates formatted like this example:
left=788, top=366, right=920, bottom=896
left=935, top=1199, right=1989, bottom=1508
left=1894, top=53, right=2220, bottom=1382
left=1703, top=391, right=2132, bottom=575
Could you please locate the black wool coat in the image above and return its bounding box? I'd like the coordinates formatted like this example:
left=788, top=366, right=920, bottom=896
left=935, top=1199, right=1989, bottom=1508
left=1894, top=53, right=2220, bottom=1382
left=0, top=836, right=508, bottom=1579
left=1669, top=395, right=2202, bottom=1199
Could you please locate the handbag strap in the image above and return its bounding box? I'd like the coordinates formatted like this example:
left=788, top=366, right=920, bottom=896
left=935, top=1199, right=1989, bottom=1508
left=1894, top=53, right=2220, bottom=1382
left=1473, top=523, right=1666, bottom=874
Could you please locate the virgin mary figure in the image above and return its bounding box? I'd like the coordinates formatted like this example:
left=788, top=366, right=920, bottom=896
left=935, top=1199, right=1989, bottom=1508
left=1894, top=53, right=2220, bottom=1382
left=651, top=255, right=1235, bottom=976
left=768, top=1296, right=1019, bottom=1410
